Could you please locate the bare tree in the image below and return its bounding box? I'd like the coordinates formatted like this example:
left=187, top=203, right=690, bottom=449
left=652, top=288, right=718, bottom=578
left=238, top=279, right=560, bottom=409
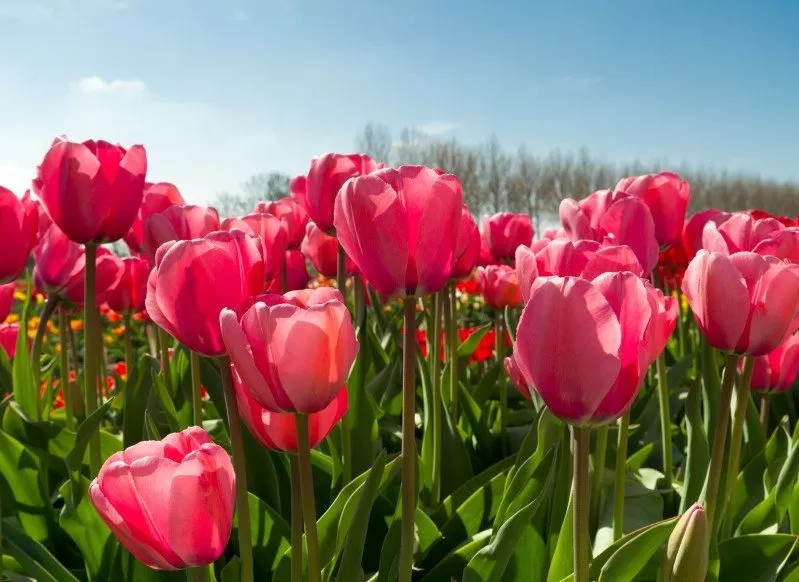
left=355, top=122, right=392, bottom=164
left=479, top=135, right=512, bottom=214
left=212, top=171, right=290, bottom=218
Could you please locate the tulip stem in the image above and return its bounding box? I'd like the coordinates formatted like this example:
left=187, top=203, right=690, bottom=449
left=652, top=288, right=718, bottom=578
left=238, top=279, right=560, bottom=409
left=448, top=283, right=459, bottom=423
left=336, top=243, right=347, bottom=303
left=572, top=425, right=591, bottom=582
left=190, top=351, right=203, bottom=427
left=720, top=355, right=754, bottom=540
left=656, top=350, right=674, bottom=507
left=290, top=455, right=304, bottom=582
left=430, top=291, right=443, bottom=505
left=84, top=243, right=101, bottom=476
left=704, top=352, right=739, bottom=536
left=58, top=307, right=75, bottom=430
left=218, top=357, right=254, bottom=582
left=399, top=297, right=418, bottom=582
left=31, top=293, right=59, bottom=421
left=157, top=328, right=175, bottom=396
left=613, top=411, right=630, bottom=542
left=122, top=312, right=134, bottom=414
left=759, top=393, right=771, bottom=430
left=590, top=425, right=608, bottom=532
left=337, top=244, right=352, bottom=485
left=295, top=414, right=321, bottom=582
left=495, top=312, right=508, bottom=455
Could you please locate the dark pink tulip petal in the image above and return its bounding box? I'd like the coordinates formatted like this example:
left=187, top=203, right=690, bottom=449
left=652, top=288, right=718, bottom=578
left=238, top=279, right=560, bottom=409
left=475, top=265, right=522, bottom=309
left=599, top=197, right=659, bottom=275
left=615, top=172, right=690, bottom=247
left=750, top=333, right=799, bottom=392
left=0, top=188, right=38, bottom=283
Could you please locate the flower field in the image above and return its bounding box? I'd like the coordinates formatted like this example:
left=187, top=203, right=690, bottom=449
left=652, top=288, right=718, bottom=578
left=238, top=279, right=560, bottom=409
left=1, top=141, right=798, bottom=582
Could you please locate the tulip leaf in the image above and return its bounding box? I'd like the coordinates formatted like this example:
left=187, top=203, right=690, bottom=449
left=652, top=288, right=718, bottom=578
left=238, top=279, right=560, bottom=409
left=0, top=429, right=50, bottom=543
left=625, top=442, right=654, bottom=471
left=419, top=530, right=492, bottom=582
left=122, top=355, right=159, bottom=447
left=243, top=492, right=291, bottom=577
left=1, top=519, right=79, bottom=582
left=65, top=396, right=116, bottom=480
left=220, top=557, right=241, bottom=582
left=0, top=347, right=12, bottom=399
left=775, top=436, right=799, bottom=520
left=718, top=534, right=798, bottom=582
left=151, top=373, right=180, bottom=433
left=594, top=516, right=679, bottom=582
left=546, top=497, right=573, bottom=582
left=12, top=278, right=36, bottom=420
left=457, top=378, right=495, bottom=456
left=680, top=379, right=710, bottom=512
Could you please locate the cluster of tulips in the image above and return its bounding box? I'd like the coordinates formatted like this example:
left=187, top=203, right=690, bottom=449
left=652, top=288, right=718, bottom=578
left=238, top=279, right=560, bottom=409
left=1, top=136, right=799, bottom=582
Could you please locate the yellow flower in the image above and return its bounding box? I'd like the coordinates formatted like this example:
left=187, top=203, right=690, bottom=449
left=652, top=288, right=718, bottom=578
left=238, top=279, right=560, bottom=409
left=36, top=294, right=45, bottom=305
left=13, top=291, right=26, bottom=301
left=103, top=335, right=114, bottom=345
left=5, top=314, right=19, bottom=324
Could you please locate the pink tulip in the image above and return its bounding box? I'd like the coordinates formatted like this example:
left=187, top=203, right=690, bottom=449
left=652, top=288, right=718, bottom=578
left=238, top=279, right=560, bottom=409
left=104, top=256, right=150, bottom=314
left=301, top=222, right=355, bottom=278
left=702, top=212, right=785, bottom=255
left=514, top=272, right=655, bottom=425
left=306, top=153, right=384, bottom=233
left=0, top=283, right=15, bottom=323
left=642, top=285, right=678, bottom=366
left=682, top=209, right=730, bottom=258
left=265, top=249, right=309, bottom=293
left=220, top=288, right=359, bottom=413
left=750, top=333, right=799, bottom=393
left=223, top=213, right=288, bottom=283
left=235, top=368, right=348, bottom=452
left=146, top=230, right=266, bottom=356
left=333, top=165, right=463, bottom=298
left=475, top=265, right=522, bottom=309
left=452, top=206, right=481, bottom=278
left=289, top=174, right=308, bottom=213
left=559, top=189, right=659, bottom=274
left=682, top=251, right=799, bottom=356
left=37, top=137, right=147, bottom=243
left=481, top=212, right=534, bottom=263
left=0, top=187, right=38, bottom=283
left=143, top=205, right=221, bottom=258
left=124, top=182, right=185, bottom=254
left=615, top=172, right=690, bottom=247
left=89, top=427, right=234, bottom=570
left=504, top=355, right=531, bottom=400
left=256, top=198, right=308, bottom=249
left=752, top=228, right=799, bottom=264
left=0, top=323, right=20, bottom=359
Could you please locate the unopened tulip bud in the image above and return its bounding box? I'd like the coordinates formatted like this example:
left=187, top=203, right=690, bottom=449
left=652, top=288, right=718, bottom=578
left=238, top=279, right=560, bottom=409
left=661, top=503, right=709, bottom=582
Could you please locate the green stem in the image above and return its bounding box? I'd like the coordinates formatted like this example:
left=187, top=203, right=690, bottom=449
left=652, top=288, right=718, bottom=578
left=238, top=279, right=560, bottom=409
left=122, top=312, right=134, bottom=413
left=572, top=425, right=591, bottom=582
left=656, top=350, right=674, bottom=503
left=705, top=352, right=740, bottom=536
left=759, top=392, right=771, bottom=430
left=157, top=328, right=175, bottom=395
left=31, top=293, right=59, bottom=420
left=399, top=297, right=418, bottom=582
left=295, top=414, right=321, bottom=582
left=66, top=320, right=84, bottom=418
left=496, top=313, right=507, bottom=454
left=337, top=244, right=352, bottom=485
left=720, top=355, right=754, bottom=539
left=186, top=566, right=208, bottom=582
left=83, top=243, right=101, bottom=476
left=190, top=351, right=203, bottom=427
left=613, top=412, right=630, bottom=542
left=336, top=243, right=347, bottom=302
left=218, top=357, right=254, bottom=582
left=58, top=307, right=75, bottom=429
left=675, top=288, right=687, bottom=359
left=449, top=283, right=459, bottom=423
left=290, top=455, right=303, bottom=582
left=430, top=291, right=443, bottom=505
left=590, top=425, right=609, bottom=532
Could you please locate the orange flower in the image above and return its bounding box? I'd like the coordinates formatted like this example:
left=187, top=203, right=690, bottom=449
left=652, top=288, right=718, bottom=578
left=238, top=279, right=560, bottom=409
left=70, top=319, right=84, bottom=332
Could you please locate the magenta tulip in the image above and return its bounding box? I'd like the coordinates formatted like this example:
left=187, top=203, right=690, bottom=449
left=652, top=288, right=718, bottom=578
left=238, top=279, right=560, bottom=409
left=475, top=265, right=522, bottom=309
left=223, top=213, right=288, bottom=283
left=452, top=206, right=481, bottom=278
left=615, top=172, right=690, bottom=247
left=682, top=251, right=799, bottom=356
left=143, top=205, right=221, bottom=258
left=0, top=187, right=38, bottom=283
left=37, top=137, right=147, bottom=244
left=89, top=427, right=234, bottom=570
left=750, top=333, right=799, bottom=393
left=0, top=283, right=15, bottom=323
left=235, top=368, right=348, bottom=452
left=124, top=182, right=185, bottom=254
left=333, top=165, right=462, bottom=298
left=301, top=222, right=355, bottom=278
left=0, top=323, right=20, bottom=359
left=481, top=212, right=534, bottom=263
left=752, top=228, right=799, bottom=264
left=256, top=198, right=308, bottom=248
left=104, top=256, right=150, bottom=314
left=682, top=209, right=730, bottom=258
left=264, top=249, right=309, bottom=293
left=289, top=174, right=308, bottom=213
left=702, top=212, right=785, bottom=255
left=504, top=354, right=531, bottom=400
left=220, top=288, right=358, bottom=414
left=146, top=230, right=266, bottom=356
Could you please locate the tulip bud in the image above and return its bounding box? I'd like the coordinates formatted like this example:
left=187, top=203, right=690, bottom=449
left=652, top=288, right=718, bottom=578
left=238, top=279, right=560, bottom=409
left=661, top=503, right=709, bottom=582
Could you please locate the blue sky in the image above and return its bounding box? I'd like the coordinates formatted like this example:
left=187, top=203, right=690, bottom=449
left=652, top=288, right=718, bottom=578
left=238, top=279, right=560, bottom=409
left=1, top=0, right=797, bottom=203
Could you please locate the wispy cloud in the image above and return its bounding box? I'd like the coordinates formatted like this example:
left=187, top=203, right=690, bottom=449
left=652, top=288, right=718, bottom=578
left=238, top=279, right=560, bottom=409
left=553, top=75, right=603, bottom=89
left=415, top=121, right=458, bottom=136
left=71, top=76, right=148, bottom=97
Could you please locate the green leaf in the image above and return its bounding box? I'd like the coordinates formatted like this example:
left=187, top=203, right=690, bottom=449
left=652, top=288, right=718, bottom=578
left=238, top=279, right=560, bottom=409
left=737, top=491, right=779, bottom=535
left=347, top=325, right=381, bottom=477
left=457, top=324, right=492, bottom=360
left=243, top=493, right=291, bottom=577
left=152, top=373, right=181, bottom=433
left=595, top=516, right=679, bottom=582
left=546, top=497, right=573, bottom=582
left=1, top=519, right=79, bottom=582
left=595, top=472, right=665, bottom=555
left=220, top=557, right=241, bottom=582
left=65, top=397, right=116, bottom=478
left=456, top=372, right=495, bottom=454
left=718, top=534, right=798, bottom=582
left=681, top=379, right=710, bottom=512
left=122, top=356, right=159, bottom=447
left=420, top=531, right=492, bottom=582
left=626, top=443, right=654, bottom=471
left=12, top=277, right=36, bottom=420
left=336, top=450, right=388, bottom=581
left=775, top=437, right=799, bottom=520
left=0, top=429, right=50, bottom=543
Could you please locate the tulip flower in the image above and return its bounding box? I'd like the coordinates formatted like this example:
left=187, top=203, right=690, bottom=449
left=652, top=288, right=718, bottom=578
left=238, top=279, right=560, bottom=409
left=0, top=323, right=20, bottom=359
left=504, top=354, right=531, bottom=400
left=475, top=265, right=522, bottom=309
left=452, top=206, right=481, bottom=278
left=301, top=222, right=355, bottom=278
left=223, top=213, right=288, bottom=283
left=235, top=368, right=348, bottom=452
left=559, top=189, right=659, bottom=275
left=615, top=172, right=690, bottom=247
left=0, top=283, right=15, bottom=323
left=333, top=165, right=463, bottom=298
left=750, top=333, right=799, bottom=392
left=89, top=427, right=235, bottom=570
left=124, top=182, right=185, bottom=253
left=0, top=187, right=38, bottom=283
left=32, top=195, right=53, bottom=238
left=146, top=230, right=266, bottom=356
left=289, top=174, right=308, bottom=212
left=265, top=249, right=309, bottom=293
left=682, top=209, right=730, bottom=258
left=481, top=212, right=534, bottom=263
left=256, top=198, right=308, bottom=248
left=37, top=137, right=147, bottom=244
left=660, top=504, right=709, bottom=582
left=104, top=256, right=150, bottom=314
left=305, top=153, right=384, bottom=232
left=143, top=205, right=221, bottom=258
left=220, top=288, right=358, bottom=414
left=682, top=251, right=799, bottom=356
left=701, top=211, right=785, bottom=255
left=752, top=227, right=799, bottom=264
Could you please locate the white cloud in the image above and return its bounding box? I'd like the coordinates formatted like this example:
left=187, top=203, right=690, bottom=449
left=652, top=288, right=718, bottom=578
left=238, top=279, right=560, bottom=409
left=553, top=75, right=603, bottom=88
left=71, top=76, right=148, bottom=96
left=415, top=121, right=458, bottom=136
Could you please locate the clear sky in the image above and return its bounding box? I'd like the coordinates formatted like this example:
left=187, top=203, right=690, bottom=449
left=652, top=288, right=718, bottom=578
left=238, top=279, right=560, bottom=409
left=1, top=0, right=797, bottom=203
